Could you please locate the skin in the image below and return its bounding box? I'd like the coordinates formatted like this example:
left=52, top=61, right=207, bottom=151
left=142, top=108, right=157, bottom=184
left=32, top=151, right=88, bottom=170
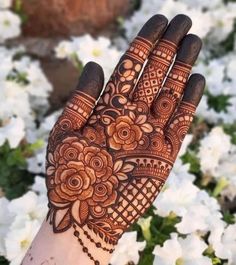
left=21, top=14, right=205, bottom=265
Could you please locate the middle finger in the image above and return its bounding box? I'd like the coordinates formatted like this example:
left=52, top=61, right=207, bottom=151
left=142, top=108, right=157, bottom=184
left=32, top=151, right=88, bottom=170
left=132, top=14, right=192, bottom=106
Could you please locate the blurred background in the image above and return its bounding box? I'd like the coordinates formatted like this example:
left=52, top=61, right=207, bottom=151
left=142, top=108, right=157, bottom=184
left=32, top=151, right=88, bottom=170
left=0, top=1, right=236, bottom=265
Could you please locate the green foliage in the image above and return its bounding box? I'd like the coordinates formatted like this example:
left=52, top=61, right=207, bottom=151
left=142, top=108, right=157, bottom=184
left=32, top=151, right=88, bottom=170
left=212, top=258, right=224, bottom=265
left=13, top=0, right=28, bottom=23
left=206, top=92, right=232, bottom=113
left=223, top=123, right=236, bottom=144
left=181, top=150, right=201, bottom=174
left=223, top=211, right=235, bottom=224
left=130, top=207, right=180, bottom=265
left=132, top=0, right=142, bottom=10
left=0, top=256, right=9, bottom=265
left=138, top=246, right=154, bottom=265
left=70, top=53, right=83, bottom=73
left=209, top=17, right=236, bottom=57
left=7, top=70, right=29, bottom=85
left=0, top=141, right=36, bottom=199
left=204, top=247, right=226, bottom=265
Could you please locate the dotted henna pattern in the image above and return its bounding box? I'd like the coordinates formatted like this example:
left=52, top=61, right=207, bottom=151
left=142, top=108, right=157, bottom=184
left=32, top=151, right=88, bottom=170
left=45, top=17, right=203, bottom=264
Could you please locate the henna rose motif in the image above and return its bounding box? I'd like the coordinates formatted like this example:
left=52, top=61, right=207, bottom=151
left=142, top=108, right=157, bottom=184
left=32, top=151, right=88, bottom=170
left=107, top=113, right=153, bottom=150
left=46, top=136, right=134, bottom=226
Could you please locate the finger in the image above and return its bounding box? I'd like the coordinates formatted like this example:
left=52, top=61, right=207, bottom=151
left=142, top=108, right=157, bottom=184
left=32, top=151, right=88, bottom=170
left=165, top=73, right=205, bottom=159
left=133, top=14, right=192, bottom=106
left=151, top=34, right=202, bottom=128
left=104, top=15, right=168, bottom=97
left=52, top=62, right=104, bottom=137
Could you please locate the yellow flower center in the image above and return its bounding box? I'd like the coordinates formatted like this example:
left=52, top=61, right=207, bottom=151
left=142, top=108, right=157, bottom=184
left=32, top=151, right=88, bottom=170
left=21, top=239, right=30, bottom=250
left=4, top=20, right=10, bottom=26
left=92, top=48, right=102, bottom=57
left=176, top=258, right=184, bottom=265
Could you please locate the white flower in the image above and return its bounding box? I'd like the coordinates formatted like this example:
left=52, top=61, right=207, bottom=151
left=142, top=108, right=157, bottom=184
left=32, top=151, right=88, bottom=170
left=0, top=0, right=12, bottom=8
left=195, top=60, right=225, bottom=96
left=27, top=148, right=46, bottom=173
left=0, top=80, right=32, bottom=122
left=176, top=204, right=212, bottom=234
left=198, top=127, right=232, bottom=175
left=171, top=158, right=195, bottom=183
left=154, top=142, right=199, bottom=217
left=0, top=197, right=12, bottom=256
left=0, top=10, right=21, bottom=43
left=159, top=0, right=213, bottom=38
left=123, top=11, right=151, bottom=41
left=210, top=223, right=236, bottom=265
left=0, top=48, right=13, bottom=80
left=0, top=116, right=25, bottom=148
left=154, top=178, right=199, bottom=218
left=153, top=233, right=211, bottom=265
left=137, top=216, right=152, bottom=232
left=213, top=145, right=236, bottom=187
left=124, top=0, right=213, bottom=40
left=8, top=191, right=47, bottom=223
left=110, top=231, right=146, bottom=265
left=175, top=191, right=222, bottom=234
left=13, top=57, right=52, bottom=98
left=31, top=176, right=47, bottom=195
left=55, top=35, right=122, bottom=80
left=54, top=40, right=75, bottom=59
left=227, top=55, right=236, bottom=85
left=5, top=218, right=40, bottom=265
left=181, top=0, right=221, bottom=9
left=137, top=216, right=152, bottom=241
left=178, top=134, right=193, bottom=157
left=26, top=109, right=61, bottom=144
left=209, top=3, right=236, bottom=43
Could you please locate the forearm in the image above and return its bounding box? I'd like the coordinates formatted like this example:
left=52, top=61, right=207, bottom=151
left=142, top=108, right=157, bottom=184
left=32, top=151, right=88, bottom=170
left=21, top=219, right=112, bottom=265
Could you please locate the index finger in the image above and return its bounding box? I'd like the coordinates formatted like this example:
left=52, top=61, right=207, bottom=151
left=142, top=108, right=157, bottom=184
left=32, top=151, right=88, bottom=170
left=104, top=15, right=168, bottom=97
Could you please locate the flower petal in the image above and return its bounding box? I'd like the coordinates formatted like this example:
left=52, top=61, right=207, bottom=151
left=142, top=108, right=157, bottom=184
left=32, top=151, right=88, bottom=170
left=72, top=200, right=89, bottom=225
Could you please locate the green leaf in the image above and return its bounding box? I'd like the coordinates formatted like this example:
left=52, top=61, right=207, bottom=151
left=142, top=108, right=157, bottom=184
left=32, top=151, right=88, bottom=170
left=206, top=92, right=232, bottom=113
left=0, top=256, right=9, bottom=265
left=138, top=247, right=154, bottom=265
left=223, top=211, right=235, bottom=224
left=223, top=123, right=236, bottom=145
left=13, top=0, right=28, bottom=23
left=181, top=150, right=201, bottom=174
left=0, top=142, right=35, bottom=199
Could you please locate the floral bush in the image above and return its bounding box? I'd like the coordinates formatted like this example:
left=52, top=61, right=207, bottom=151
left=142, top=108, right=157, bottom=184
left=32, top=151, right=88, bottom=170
left=0, top=0, right=236, bottom=265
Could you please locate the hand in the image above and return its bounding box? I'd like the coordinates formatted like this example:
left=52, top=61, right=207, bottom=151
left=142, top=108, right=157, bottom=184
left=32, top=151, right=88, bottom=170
left=45, top=14, right=205, bottom=264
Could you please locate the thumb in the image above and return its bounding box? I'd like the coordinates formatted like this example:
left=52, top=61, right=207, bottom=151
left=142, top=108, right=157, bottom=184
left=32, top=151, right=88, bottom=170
left=57, top=62, right=104, bottom=132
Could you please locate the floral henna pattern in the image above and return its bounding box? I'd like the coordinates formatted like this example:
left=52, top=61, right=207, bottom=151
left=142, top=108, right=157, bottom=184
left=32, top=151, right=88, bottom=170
left=107, top=115, right=152, bottom=150
left=46, top=17, right=203, bottom=265
left=47, top=136, right=134, bottom=229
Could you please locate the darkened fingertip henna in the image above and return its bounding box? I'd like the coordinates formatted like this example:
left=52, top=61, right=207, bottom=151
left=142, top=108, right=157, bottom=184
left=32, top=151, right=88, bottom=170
left=162, top=14, right=192, bottom=44
left=77, top=61, right=104, bottom=99
left=47, top=61, right=104, bottom=141
left=182, top=73, right=205, bottom=106
left=132, top=14, right=193, bottom=106
left=176, top=34, right=202, bottom=65
left=150, top=35, right=202, bottom=126
left=138, top=14, right=168, bottom=42
left=108, top=15, right=169, bottom=98
left=165, top=73, right=205, bottom=158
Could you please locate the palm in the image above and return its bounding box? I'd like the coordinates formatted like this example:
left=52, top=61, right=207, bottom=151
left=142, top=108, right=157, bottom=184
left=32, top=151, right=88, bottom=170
left=46, top=14, right=204, bottom=252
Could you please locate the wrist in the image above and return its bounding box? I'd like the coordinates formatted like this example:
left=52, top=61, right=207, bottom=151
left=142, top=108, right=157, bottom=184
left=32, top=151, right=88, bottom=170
left=72, top=223, right=114, bottom=265
left=22, top=219, right=113, bottom=265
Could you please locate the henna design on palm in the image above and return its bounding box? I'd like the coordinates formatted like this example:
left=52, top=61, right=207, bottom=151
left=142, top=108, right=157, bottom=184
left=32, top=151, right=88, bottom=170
left=45, top=14, right=205, bottom=264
